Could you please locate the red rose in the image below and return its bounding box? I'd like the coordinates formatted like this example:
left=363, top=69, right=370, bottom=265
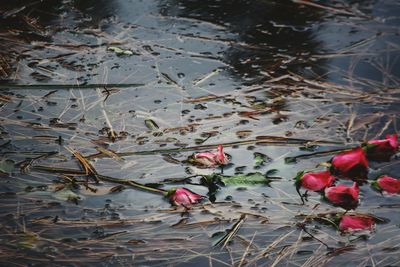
left=331, top=147, right=368, bottom=180
left=194, top=145, right=229, bottom=167
left=299, top=170, right=335, bottom=192
left=367, top=134, right=398, bottom=161
left=325, top=182, right=359, bottom=210
left=169, top=188, right=203, bottom=206
left=339, top=214, right=374, bottom=231
left=376, top=175, right=400, bottom=194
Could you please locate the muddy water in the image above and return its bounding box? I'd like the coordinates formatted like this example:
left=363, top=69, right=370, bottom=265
left=0, top=0, right=399, bottom=266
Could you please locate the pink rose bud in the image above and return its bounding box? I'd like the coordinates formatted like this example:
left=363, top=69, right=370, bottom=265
left=367, top=134, right=398, bottom=161
left=299, top=170, right=335, bottom=192
left=194, top=145, right=229, bottom=167
left=376, top=175, right=400, bottom=194
left=169, top=188, right=203, bottom=206
left=339, top=215, right=374, bottom=231
left=325, top=182, right=359, bottom=210
left=332, top=147, right=368, bottom=180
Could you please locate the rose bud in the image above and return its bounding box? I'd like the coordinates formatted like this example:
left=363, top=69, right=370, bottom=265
left=324, top=182, right=359, bottom=210
left=331, top=147, right=368, bottom=180
left=169, top=188, right=203, bottom=206
left=375, top=175, right=400, bottom=194
left=193, top=145, right=229, bottom=167
left=297, top=170, right=335, bottom=192
left=339, top=214, right=374, bottom=232
left=366, top=134, right=398, bottom=161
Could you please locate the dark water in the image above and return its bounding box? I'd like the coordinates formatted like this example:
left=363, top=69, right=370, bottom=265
left=0, top=0, right=400, bottom=266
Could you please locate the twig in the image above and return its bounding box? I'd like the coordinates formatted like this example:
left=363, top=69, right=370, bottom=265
left=85, top=137, right=344, bottom=160
left=31, top=165, right=166, bottom=194
left=285, top=147, right=355, bottom=163
left=296, top=222, right=332, bottom=251
left=0, top=83, right=144, bottom=89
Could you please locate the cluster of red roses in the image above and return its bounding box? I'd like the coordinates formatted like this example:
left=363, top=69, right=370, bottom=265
left=296, top=134, right=399, bottom=231
left=167, top=134, right=398, bottom=232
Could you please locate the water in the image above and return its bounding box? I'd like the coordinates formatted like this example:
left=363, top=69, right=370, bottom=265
left=0, top=0, right=399, bottom=266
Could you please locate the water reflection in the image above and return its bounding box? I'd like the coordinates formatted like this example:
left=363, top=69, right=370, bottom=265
left=1, top=0, right=326, bottom=84
left=2, top=0, right=398, bottom=87
left=159, top=0, right=326, bottom=83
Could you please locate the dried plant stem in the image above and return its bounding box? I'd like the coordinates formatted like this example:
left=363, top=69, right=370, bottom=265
left=32, top=165, right=166, bottom=194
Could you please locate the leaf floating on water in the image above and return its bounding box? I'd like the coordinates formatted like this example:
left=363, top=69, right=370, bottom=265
left=221, top=172, right=271, bottom=186
left=53, top=187, right=81, bottom=204
left=253, top=152, right=271, bottom=168
left=145, top=118, right=163, bottom=136
left=285, top=157, right=297, bottom=164
left=145, top=119, right=159, bottom=130
left=16, top=232, right=38, bottom=249
left=107, top=46, right=134, bottom=56
left=109, top=185, right=126, bottom=193
left=0, top=159, right=15, bottom=174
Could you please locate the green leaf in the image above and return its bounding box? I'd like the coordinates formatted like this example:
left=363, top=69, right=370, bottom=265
left=284, top=157, right=297, bottom=164
left=54, top=187, right=81, bottom=204
left=253, top=152, right=270, bottom=168
left=16, top=232, right=38, bottom=249
left=145, top=119, right=159, bottom=130
left=145, top=119, right=163, bottom=136
left=362, top=143, right=378, bottom=152
left=294, top=170, right=305, bottom=184
left=107, top=46, right=134, bottom=56
left=221, top=172, right=270, bottom=186
left=0, top=159, right=15, bottom=174
left=370, top=180, right=381, bottom=191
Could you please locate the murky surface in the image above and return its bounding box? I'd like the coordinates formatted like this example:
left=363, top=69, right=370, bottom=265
left=1, top=0, right=400, bottom=266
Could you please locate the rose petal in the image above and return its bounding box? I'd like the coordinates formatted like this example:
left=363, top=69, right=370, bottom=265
left=377, top=175, right=400, bottom=194
left=301, top=171, right=335, bottom=191
left=339, top=215, right=374, bottom=231
left=332, top=147, right=368, bottom=179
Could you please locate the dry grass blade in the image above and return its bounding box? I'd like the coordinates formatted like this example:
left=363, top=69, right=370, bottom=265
left=237, top=231, right=257, bottom=267
left=0, top=95, right=12, bottom=102
left=248, top=229, right=296, bottom=265
left=292, top=0, right=361, bottom=17
left=65, top=146, right=99, bottom=182
left=346, top=112, right=356, bottom=140
left=95, top=146, right=124, bottom=161
left=192, top=68, right=223, bottom=86
left=184, top=95, right=225, bottom=103
left=214, top=214, right=247, bottom=248
left=32, top=165, right=166, bottom=194
left=32, top=165, right=87, bottom=175
left=18, top=151, right=58, bottom=173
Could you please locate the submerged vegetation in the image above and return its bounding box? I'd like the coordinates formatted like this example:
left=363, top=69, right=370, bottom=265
left=0, top=0, right=400, bottom=266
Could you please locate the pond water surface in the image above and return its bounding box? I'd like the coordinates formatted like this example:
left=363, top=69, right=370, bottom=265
left=0, top=0, right=400, bottom=266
